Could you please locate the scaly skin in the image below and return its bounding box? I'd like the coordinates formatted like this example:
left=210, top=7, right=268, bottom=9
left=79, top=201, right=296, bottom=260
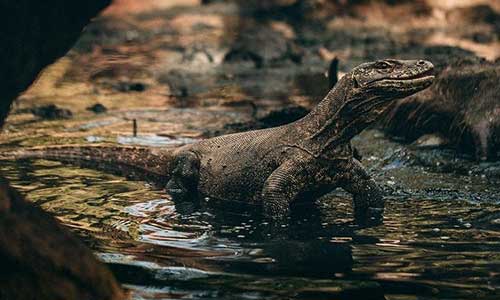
left=3, top=59, right=434, bottom=225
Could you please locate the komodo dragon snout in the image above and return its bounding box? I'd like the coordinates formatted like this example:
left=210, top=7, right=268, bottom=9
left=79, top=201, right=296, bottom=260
left=348, top=59, right=435, bottom=116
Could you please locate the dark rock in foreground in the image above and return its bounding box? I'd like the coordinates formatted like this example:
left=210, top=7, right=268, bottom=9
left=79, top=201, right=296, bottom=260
left=0, top=0, right=125, bottom=299
left=0, top=177, right=125, bottom=300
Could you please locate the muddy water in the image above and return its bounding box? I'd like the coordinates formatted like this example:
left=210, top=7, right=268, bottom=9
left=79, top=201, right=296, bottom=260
left=2, top=0, right=500, bottom=299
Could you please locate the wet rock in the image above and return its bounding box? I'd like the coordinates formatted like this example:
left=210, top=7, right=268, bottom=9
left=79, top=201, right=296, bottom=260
left=221, top=56, right=339, bottom=135
left=244, top=0, right=314, bottom=23
left=382, top=60, right=500, bottom=161
left=31, top=104, right=73, bottom=120
left=381, top=145, right=500, bottom=181
left=0, top=177, right=124, bottom=300
left=87, top=103, right=108, bottom=114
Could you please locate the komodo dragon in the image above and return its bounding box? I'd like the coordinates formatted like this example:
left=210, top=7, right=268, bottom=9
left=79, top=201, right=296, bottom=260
left=2, top=59, right=434, bottom=225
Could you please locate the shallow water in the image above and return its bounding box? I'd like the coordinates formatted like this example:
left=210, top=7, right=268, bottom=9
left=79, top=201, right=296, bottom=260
left=2, top=130, right=500, bottom=300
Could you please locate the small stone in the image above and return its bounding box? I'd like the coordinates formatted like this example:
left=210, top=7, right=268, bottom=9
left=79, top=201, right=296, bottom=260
left=31, top=104, right=72, bottom=120
left=86, top=103, right=107, bottom=114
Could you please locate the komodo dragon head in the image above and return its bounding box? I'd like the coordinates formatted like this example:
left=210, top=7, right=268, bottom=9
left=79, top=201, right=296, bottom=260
left=347, top=59, right=435, bottom=117
left=301, top=59, right=435, bottom=153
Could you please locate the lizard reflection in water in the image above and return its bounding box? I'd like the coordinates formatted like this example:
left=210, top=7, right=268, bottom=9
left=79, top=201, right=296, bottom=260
left=3, top=59, right=435, bottom=226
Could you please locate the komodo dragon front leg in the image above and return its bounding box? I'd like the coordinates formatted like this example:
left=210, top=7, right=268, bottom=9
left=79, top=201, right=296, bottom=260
left=261, top=155, right=384, bottom=225
left=165, top=150, right=200, bottom=200
left=339, top=159, right=384, bottom=226
left=261, top=156, right=313, bottom=220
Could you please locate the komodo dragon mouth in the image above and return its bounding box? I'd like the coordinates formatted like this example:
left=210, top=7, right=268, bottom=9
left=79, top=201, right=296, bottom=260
left=375, top=72, right=435, bottom=92
left=400, top=68, right=435, bottom=80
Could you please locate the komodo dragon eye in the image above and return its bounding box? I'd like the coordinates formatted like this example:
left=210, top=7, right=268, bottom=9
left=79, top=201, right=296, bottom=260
left=374, top=61, right=391, bottom=69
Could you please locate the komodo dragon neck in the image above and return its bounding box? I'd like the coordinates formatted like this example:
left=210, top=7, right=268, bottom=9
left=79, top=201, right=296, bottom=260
left=290, top=59, right=433, bottom=158
left=291, top=76, right=360, bottom=157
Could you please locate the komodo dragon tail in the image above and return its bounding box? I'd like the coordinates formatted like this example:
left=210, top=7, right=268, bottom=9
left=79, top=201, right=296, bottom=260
left=0, top=144, right=176, bottom=185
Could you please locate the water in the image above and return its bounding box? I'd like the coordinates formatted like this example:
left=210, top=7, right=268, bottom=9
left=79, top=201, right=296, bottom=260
left=1, top=135, right=500, bottom=299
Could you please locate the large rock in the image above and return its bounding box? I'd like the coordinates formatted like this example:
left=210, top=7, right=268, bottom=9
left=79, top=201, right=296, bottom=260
left=0, top=178, right=125, bottom=300
left=0, top=0, right=111, bottom=127
left=0, top=1, right=124, bottom=299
